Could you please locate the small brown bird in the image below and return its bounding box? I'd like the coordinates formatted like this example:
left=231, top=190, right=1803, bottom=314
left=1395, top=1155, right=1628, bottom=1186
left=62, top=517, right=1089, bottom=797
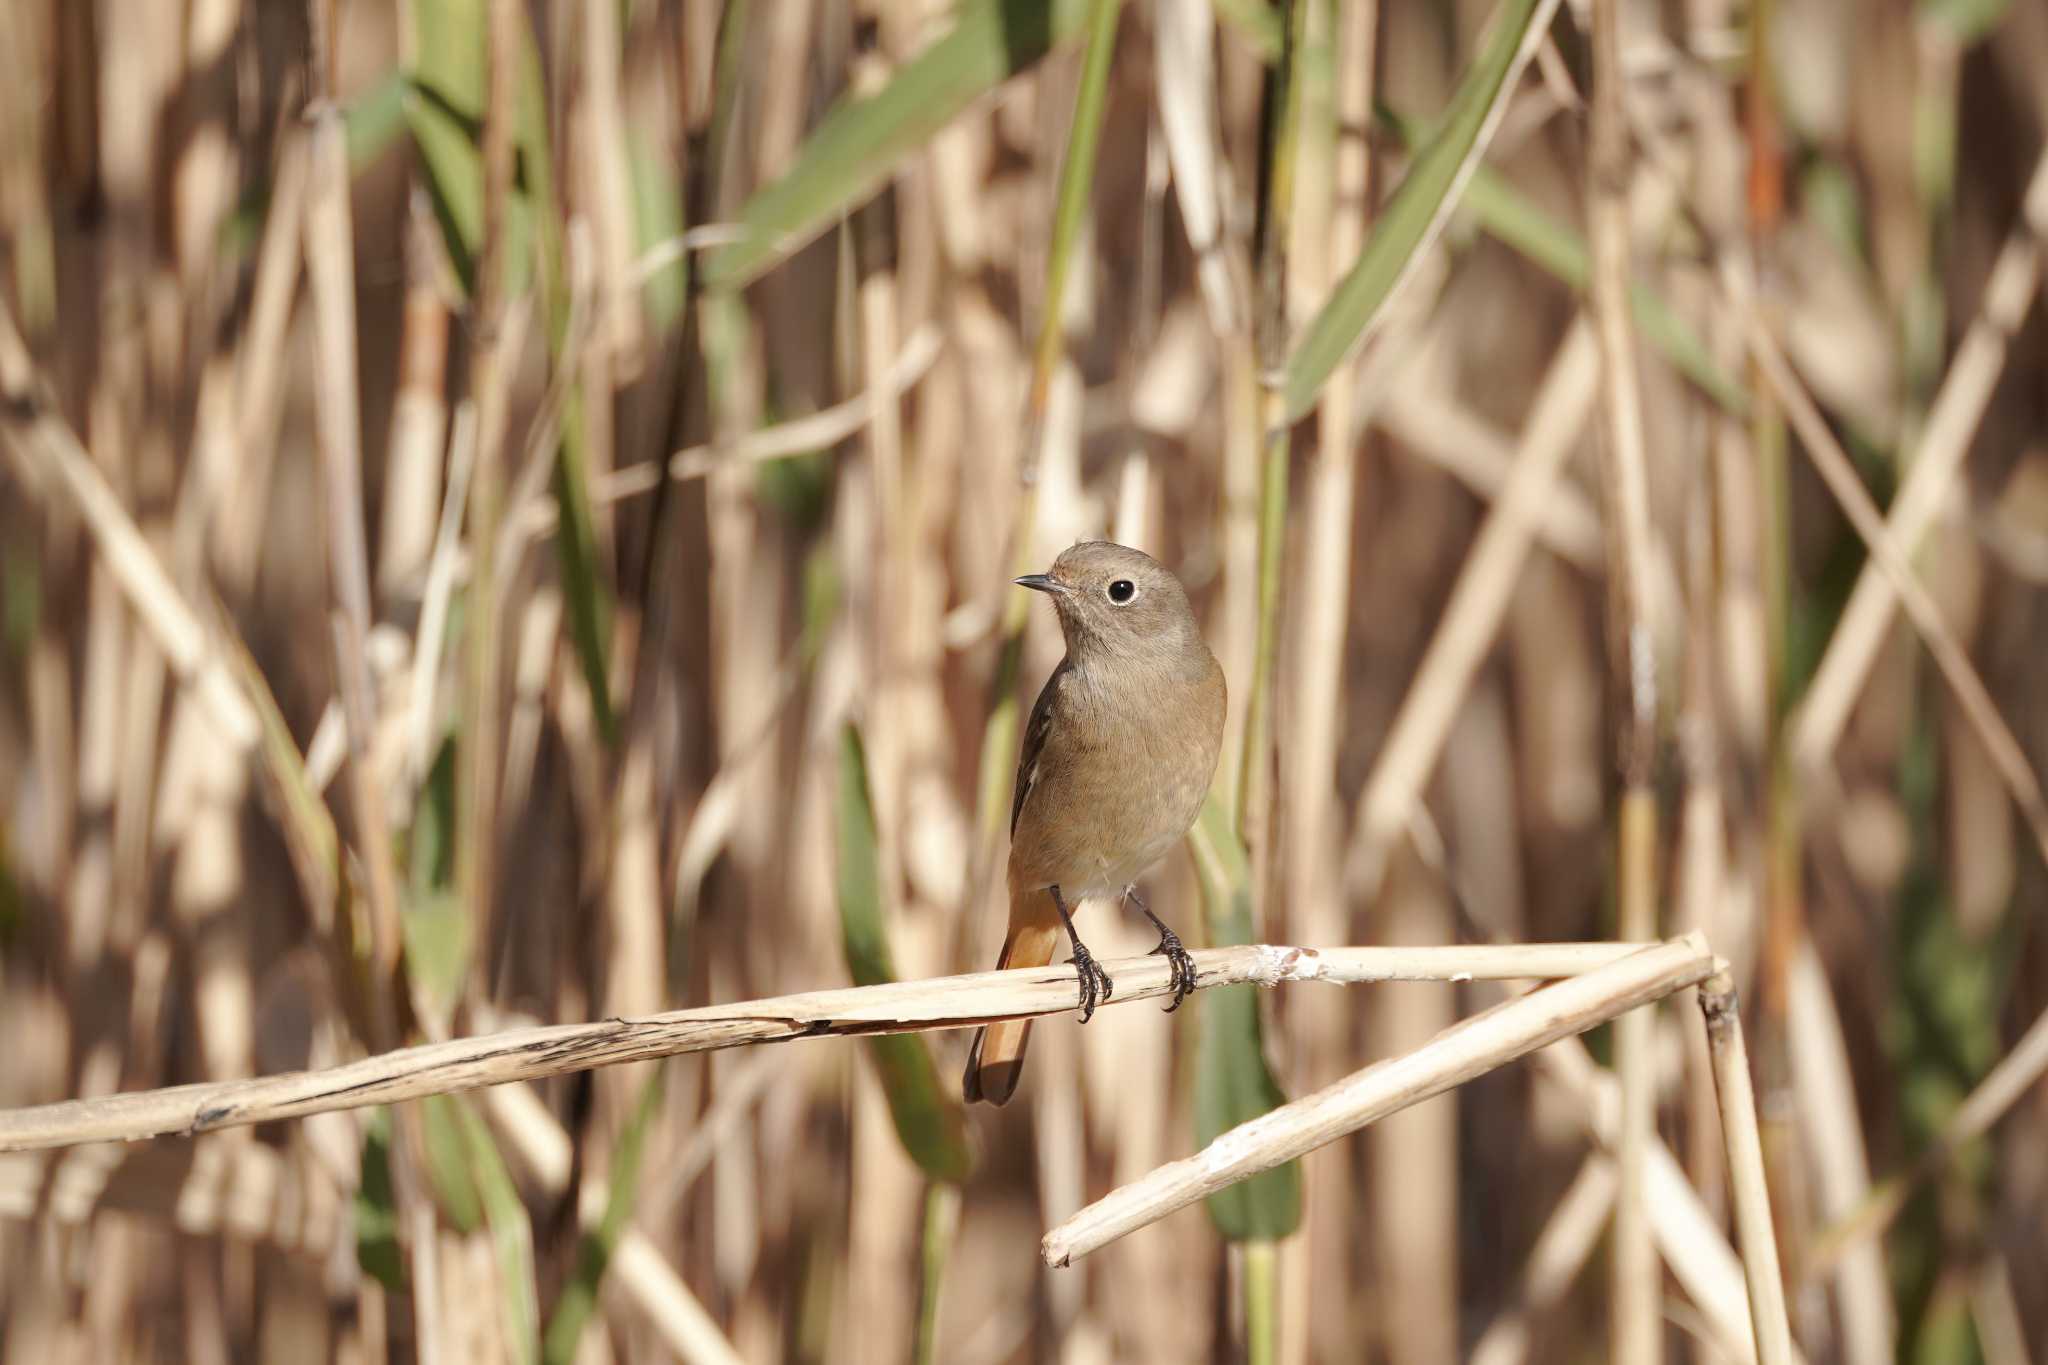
left=962, top=541, right=1227, bottom=1106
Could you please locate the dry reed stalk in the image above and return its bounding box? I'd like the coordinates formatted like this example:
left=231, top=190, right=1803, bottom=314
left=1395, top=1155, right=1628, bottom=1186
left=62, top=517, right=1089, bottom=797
left=1697, top=974, right=1796, bottom=1365
left=499, top=240, right=593, bottom=589
left=1607, top=816, right=1661, bottom=1353
left=1474, top=1154, right=1613, bottom=1365
left=377, top=200, right=453, bottom=596
left=565, top=323, right=942, bottom=510
left=110, top=601, right=166, bottom=955
left=602, top=717, right=666, bottom=1014
left=1238, top=0, right=1307, bottom=888
left=1677, top=455, right=1730, bottom=1219
left=623, top=1049, right=782, bottom=1216
left=1587, top=0, right=1666, bottom=1355
left=0, top=942, right=1651, bottom=1153
left=402, top=405, right=477, bottom=809
left=224, top=129, right=309, bottom=595
left=1216, top=330, right=1262, bottom=812
left=1154, top=0, right=1241, bottom=334
left=1743, top=313, right=2048, bottom=870
left=0, top=303, right=260, bottom=754
left=158, top=696, right=255, bottom=1084
left=169, top=0, right=237, bottom=296
left=1042, top=935, right=1718, bottom=1267
left=23, top=630, right=73, bottom=895
left=179, top=358, right=241, bottom=581
left=849, top=1058, right=915, bottom=1365
left=1808, top=985, right=2048, bottom=1276
left=1373, top=380, right=1605, bottom=569
left=668, top=634, right=813, bottom=921
left=853, top=35, right=912, bottom=922
left=0, top=4, right=55, bottom=337
left=847, top=40, right=921, bottom=1350
left=704, top=313, right=782, bottom=972
left=1284, top=2, right=1378, bottom=1355
left=408, top=1191, right=445, bottom=1365
left=1944, top=694, right=2016, bottom=939
left=1533, top=1036, right=1774, bottom=1364
left=1095, top=440, right=1202, bottom=1365
left=1370, top=852, right=1459, bottom=1364
left=577, top=0, right=643, bottom=388
left=1969, top=1254, right=2034, bottom=1365
left=0, top=1137, right=343, bottom=1254
left=480, top=1082, right=745, bottom=1365
left=1468, top=1153, right=1618, bottom=1365
left=1785, top=944, right=1895, bottom=1362
left=1790, top=148, right=2048, bottom=770
left=458, top=0, right=527, bottom=999
left=585, top=59, right=666, bottom=1172
left=304, top=106, right=405, bottom=988
left=1349, top=317, right=1599, bottom=897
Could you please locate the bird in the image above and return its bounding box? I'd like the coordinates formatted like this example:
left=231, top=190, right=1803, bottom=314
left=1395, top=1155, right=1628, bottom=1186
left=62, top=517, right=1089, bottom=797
left=961, top=540, right=1227, bottom=1106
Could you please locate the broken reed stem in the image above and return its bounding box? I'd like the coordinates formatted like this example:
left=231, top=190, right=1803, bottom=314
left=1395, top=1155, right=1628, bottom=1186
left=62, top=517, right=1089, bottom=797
left=1041, top=934, right=1718, bottom=1267
left=1697, top=973, right=1796, bottom=1365
left=0, top=943, right=1655, bottom=1154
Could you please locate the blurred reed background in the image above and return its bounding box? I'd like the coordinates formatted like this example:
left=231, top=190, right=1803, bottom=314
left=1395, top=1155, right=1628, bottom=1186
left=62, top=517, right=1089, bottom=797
left=1, top=0, right=2046, bottom=1361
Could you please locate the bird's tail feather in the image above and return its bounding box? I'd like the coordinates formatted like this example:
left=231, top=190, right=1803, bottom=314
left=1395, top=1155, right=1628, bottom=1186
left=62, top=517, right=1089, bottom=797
left=962, top=893, right=1062, bottom=1106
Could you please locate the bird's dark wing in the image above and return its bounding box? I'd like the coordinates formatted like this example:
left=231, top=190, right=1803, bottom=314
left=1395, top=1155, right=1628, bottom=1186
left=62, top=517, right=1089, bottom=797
left=1011, top=657, right=1070, bottom=836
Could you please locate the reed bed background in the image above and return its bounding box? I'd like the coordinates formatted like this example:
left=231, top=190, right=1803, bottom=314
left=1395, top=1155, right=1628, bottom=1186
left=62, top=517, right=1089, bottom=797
left=2, top=0, right=2045, bottom=1361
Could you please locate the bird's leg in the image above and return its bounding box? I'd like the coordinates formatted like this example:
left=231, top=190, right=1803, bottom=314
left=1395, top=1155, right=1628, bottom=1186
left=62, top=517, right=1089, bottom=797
left=1051, top=885, right=1113, bottom=1022
left=1124, top=886, right=1196, bottom=1012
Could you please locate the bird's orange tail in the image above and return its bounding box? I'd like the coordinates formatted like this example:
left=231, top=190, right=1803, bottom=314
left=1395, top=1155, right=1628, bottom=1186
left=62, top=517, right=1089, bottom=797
left=962, top=892, right=1062, bottom=1106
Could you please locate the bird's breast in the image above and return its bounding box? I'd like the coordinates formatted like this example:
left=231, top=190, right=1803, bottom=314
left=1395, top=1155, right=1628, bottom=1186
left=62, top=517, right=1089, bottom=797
left=1007, top=659, right=1225, bottom=897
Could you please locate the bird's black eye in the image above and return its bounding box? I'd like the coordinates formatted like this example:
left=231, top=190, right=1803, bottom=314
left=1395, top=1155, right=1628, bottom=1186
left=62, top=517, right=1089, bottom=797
left=1107, top=579, right=1136, bottom=604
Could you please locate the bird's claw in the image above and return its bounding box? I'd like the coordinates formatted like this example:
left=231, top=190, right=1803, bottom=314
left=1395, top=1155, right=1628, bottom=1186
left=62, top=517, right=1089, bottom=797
left=1065, top=944, right=1114, bottom=1022
left=1148, top=928, right=1196, bottom=1012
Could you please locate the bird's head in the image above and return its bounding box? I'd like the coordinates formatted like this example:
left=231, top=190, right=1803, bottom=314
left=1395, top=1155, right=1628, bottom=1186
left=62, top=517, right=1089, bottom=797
left=1014, top=541, right=1203, bottom=665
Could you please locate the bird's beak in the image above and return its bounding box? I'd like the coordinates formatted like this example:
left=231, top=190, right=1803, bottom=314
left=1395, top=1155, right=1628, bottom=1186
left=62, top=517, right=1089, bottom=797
left=1013, top=574, right=1066, bottom=596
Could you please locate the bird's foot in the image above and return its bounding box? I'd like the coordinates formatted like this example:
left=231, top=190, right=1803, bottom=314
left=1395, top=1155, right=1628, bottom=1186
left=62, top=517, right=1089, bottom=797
left=1148, top=926, right=1197, bottom=1012
left=1065, top=941, right=1114, bottom=1022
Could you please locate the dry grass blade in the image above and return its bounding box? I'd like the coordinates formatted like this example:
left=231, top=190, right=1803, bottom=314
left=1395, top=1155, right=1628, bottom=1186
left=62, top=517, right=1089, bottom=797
left=0, top=943, right=1655, bottom=1153
left=1041, top=934, right=1717, bottom=1266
